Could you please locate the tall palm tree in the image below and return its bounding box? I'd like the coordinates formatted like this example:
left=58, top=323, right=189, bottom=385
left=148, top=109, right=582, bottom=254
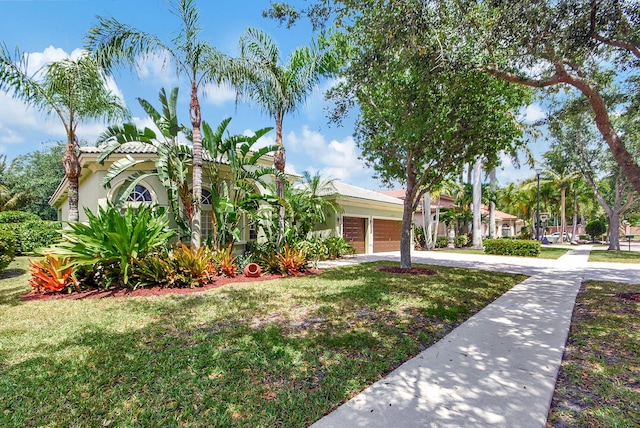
left=0, top=45, right=128, bottom=222
left=86, top=0, right=228, bottom=248
left=233, top=28, right=335, bottom=248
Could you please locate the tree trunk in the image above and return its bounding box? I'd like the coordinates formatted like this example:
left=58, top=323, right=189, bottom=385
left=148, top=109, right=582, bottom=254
left=274, top=111, right=286, bottom=250
left=608, top=213, right=621, bottom=251
left=559, top=187, right=566, bottom=244
left=433, top=196, right=440, bottom=246
left=400, top=170, right=417, bottom=269
left=572, top=191, right=578, bottom=242
left=472, top=158, right=482, bottom=248
left=62, top=134, right=81, bottom=222
left=190, top=81, right=203, bottom=248
left=423, top=192, right=433, bottom=249
left=489, top=168, right=497, bottom=238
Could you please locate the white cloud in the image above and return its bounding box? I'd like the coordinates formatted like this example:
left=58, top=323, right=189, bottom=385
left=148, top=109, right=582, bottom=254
left=202, top=83, right=236, bottom=106
left=283, top=126, right=371, bottom=183
left=136, top=52, right=178, bottom=85
left=520, top=104, right=546, bottom=124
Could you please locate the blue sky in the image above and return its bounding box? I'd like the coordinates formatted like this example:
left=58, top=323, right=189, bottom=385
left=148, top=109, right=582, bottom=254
left=0, top=0, right=544, bottom=190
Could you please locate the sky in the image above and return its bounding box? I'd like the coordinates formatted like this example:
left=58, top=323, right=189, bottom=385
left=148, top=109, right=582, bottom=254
left=0, top=0, right=546, bottom=191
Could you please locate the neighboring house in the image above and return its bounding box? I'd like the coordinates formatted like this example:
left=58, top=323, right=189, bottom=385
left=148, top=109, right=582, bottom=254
left=49, top=143, right=284, bottom=250
left=378, top=189, right=524, bottom=238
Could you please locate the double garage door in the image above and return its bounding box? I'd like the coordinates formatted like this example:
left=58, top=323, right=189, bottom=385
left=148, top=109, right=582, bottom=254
left=343, top=217, right=402, bottom=254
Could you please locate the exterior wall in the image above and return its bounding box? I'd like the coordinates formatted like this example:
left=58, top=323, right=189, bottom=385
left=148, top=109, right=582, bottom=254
left=337, top=202, right=403, bottom=254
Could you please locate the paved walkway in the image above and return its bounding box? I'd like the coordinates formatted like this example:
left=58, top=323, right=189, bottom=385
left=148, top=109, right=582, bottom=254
left=311, top=245, right=640, bottom=427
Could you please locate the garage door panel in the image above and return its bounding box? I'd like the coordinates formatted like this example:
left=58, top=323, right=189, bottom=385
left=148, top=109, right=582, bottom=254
left=373, top=219, right=401, bottom=253
left=343, top=216, right=366, bottom=254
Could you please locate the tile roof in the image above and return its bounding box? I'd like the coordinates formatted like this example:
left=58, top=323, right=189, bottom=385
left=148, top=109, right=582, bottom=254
left=315, top=181, right=403, bottom=205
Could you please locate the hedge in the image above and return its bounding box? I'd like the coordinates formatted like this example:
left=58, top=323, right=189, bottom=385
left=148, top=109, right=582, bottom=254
left=483, top=238, right=541, bottom=257
left=0, top=230, right=16, bottom=272
left=0, top=210, right=40, bottom=224
left=0, top=220, right=62, bottom=255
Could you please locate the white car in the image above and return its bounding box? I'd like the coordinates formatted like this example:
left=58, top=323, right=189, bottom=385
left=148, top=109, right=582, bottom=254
left=548, top=232, right=573, bottom=242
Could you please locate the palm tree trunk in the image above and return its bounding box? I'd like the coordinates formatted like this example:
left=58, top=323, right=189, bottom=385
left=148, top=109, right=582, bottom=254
left=472, top=158, right=482, bottom=248
left=423, top=192, right=432, bottom=249
left=572, top=189, right=578, bottom=241
left=274, top=111, right=286, bottom=250
left=560, top=187, right=566, bottom=243
left=433, top=196, right=440, bottom=245
left=190, top=82, right=203, bottom=248
left=62, top=135, right=81, bottom=222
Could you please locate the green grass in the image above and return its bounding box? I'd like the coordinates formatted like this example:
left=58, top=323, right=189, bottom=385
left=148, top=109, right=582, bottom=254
left=548, top=281, right=640, bottom=427
left=440, top=246, right=568, bottom=259
left=0, top=257, right=526, bottom=427
left=589, top=249, right=640, bottom=263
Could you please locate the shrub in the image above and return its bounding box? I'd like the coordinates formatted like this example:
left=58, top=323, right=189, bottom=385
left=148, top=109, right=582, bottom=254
left=215, top=246, right=238, bottom=277
left=169, top=243, right=217, bottom=287
left=0, top=220, right=62, bottom=255
left=435, top=237, right=449, bottom=248
left=0, top=230, right=16, bottom=272
left=0, top=210, right=40, bottom=224
left=324, top=236, right=355, bottom=259
left=29, top=255, right=78, bottom=293
left=454, top=234, right=469, bottom=248
left=483, top=238, right=541, bottom=257
left=49, top=204, right=174, bottom=288
left=277, top=244, right=308, bottom=276
left=585, top=220, right=607, bottom=241
left=414, top=226, right=426, bottom=248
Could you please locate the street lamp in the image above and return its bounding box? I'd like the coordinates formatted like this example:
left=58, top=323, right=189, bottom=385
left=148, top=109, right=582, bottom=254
left=535, top=168, right=542, bottom=241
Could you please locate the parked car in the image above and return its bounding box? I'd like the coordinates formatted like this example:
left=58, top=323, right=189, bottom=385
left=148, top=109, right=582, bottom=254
left=544, top=232, right=573, bottom=243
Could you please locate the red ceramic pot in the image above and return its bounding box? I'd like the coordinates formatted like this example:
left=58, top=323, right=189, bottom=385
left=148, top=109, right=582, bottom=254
left=243, top=262, right=261, bottom=278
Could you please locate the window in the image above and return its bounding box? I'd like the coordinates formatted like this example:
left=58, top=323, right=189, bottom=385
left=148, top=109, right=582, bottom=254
left=202, top=189, right=212, bottom=205
left=201, top=189, right=213, bottom=241
left=127, top=185, right=152, bottom=202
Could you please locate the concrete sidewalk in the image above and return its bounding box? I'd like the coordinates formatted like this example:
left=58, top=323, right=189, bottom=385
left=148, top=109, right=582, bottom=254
left=311, top=246, right=614, bottom=427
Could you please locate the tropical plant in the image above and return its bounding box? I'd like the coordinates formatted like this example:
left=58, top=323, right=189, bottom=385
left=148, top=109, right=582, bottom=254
left=168, top=243, right=217, bottom=287
left=29, top=255, right=78, bottom=293
left=88, top=0, right=230, bottom=247
left=277, top=243, right=308, bottom=276
left=198, top=118, right=278, bottom=249
left=0, top=47, right=128, bottom=222
left=214, top=246, right=238, bottom=277
left=97, top=87, right=193, bottom=237
left=49, top=203, right=174, bottom=287
left=233, top=28, right=336, bottom=247
left=285, top=171, right=341, bottom=241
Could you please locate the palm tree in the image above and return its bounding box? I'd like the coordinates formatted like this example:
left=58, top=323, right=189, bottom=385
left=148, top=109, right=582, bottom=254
left=542, top=146, right=580, bottom=243
left=87, top=0, right=229, bottom=248
left=233, top=28, right=335, bottom=248
left=0, top=45, right=128, bottom=222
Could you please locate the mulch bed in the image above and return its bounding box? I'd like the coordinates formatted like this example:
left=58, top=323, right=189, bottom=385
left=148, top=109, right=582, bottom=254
left=22, top=268, right=323, bottom=302
left=617, top=292, right=640, bottom=302
left=378, top=266, right=437, bottom=276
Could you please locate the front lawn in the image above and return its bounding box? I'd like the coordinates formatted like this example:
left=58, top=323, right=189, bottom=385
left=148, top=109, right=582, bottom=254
left=589, top=249, right=640, bottom=263
left=0, top=257, right=526, bottom=427
left=548, top=281, right=640, bottom=427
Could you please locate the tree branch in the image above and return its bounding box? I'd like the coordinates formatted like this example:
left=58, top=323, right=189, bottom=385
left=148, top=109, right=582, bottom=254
left=484, top=66, right=562, bottom=88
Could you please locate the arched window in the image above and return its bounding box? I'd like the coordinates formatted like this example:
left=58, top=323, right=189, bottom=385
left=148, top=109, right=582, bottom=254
left=202, top=188, right=212, bottom=205
left=127, top=185, right=152, bottom=202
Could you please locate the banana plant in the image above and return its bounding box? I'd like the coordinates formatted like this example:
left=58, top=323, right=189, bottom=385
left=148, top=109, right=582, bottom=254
left=97, top=87, right=193, bottom=237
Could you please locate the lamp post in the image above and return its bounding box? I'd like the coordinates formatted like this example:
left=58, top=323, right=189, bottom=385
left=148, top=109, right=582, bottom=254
left=536, top=168, right=542, bottom=241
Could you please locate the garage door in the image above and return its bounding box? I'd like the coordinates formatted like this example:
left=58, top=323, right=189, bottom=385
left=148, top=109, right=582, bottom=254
left=373, top=219, right=402, bottom=253
left=343, top=217, right=366, bottom=254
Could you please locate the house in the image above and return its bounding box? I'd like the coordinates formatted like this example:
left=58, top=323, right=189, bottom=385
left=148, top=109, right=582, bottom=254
left=49, top=143, right=284, bottom=251
left=378, top=189, right=524, bottom=238
left=49, top=144, right=408, bottom=254
left=310, top=181, right=404, bottom=254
